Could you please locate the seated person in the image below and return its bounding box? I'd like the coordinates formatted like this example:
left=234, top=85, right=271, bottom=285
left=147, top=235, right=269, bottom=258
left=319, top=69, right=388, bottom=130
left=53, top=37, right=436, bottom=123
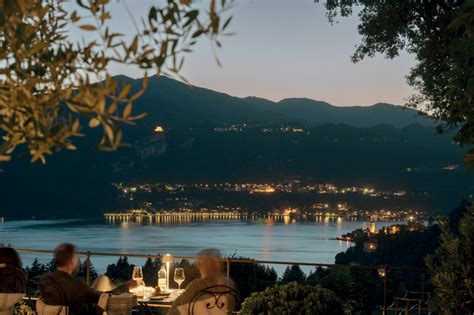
left=39, top=243, right=140, bottom=315
left=0, top=247, right=27, bottom=293
left=168, top=249, right=237, bottom=315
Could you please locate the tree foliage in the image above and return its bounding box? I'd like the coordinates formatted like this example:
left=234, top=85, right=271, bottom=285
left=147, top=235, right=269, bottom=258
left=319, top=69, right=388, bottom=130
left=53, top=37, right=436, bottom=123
left=279, top=264, right=306, bottom=285
left=142, top=256, right=161, bottom=287
left=168, top=259, right=200, bottom=289
left=0, top=0, right=232, bottom=163
left=229, top=257, right=278, bottom=300
left=77, top=260, right=98, bottom=283
left=325, top=0, right=474, bottom=166
left=425, top=206, right=474, bottom=313
left=25, top=258, right=47, bottom=280
left=240, top=282, right=344, bottom=315
left=307, top=268, right=380, bottom=314
left=105, top=256, right=133, bottom=282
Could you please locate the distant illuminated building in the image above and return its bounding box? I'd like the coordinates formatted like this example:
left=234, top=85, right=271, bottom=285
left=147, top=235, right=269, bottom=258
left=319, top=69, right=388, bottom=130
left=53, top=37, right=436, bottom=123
left=370, top=222, right=376, bottom=234
left=362, top=187, right=374, bottom=194
left=253, top=185, right=275, bottom=193
left=394, top=191, right=406, bottom=196
left=364, top=238, right=378, bottom=253
left=135, top=127, right=167, bottom=159
left=337, top=203, right=349, bottom=212
left=369, top=215, right=376, bottom=234
left=442, top=164, right=458, bottom=171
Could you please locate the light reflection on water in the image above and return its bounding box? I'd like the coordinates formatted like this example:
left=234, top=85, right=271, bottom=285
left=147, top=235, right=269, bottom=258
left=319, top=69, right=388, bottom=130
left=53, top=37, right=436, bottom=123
left=0, top=218, right=401, bottom=274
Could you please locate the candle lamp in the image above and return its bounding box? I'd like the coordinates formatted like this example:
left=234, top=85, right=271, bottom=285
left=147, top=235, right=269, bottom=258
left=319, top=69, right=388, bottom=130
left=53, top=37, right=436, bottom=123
left=163, top=254, right=174, bottom=291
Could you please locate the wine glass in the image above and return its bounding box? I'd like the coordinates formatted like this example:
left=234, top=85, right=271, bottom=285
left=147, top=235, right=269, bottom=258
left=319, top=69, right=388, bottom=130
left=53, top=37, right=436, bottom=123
left=174, top=268, right=185, bottom=291
left=132, top=266, right=143, bottom=283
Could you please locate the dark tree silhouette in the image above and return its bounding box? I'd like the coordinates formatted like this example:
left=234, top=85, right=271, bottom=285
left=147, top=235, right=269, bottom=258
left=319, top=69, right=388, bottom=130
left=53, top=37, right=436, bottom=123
left=326, top=1, right=474, bottom=167
left=142, top=257, right=162, bottom=287
left=280, top=264, right=306, bottom=285
left=229, top=258, right=278, bottom=300
left=105, top=256, right=133, bottom=282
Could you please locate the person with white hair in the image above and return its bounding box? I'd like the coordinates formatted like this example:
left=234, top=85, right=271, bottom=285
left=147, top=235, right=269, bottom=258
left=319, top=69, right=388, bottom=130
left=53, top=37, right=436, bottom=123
left=168, top=249, right=237, bottom=315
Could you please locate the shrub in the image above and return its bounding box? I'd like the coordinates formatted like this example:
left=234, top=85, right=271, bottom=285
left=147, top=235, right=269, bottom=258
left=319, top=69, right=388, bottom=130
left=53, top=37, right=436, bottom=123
left=240, top=282, right=344, bottom=315
left=426, top=206, right=474, bottom=313
left=307, top=268, right=379, bottom=314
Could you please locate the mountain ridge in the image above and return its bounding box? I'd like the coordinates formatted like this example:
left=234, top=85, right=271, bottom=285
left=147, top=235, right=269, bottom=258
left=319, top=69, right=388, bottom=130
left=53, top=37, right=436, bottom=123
left=120, top=74, right=412, bottom=109
left=117, top=75, right=433, bottom=128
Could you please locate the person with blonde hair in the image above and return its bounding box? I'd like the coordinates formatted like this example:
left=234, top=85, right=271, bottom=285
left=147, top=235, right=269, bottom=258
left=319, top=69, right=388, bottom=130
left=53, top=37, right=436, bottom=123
left=195, top=248, right=225, bottom=279
left=168, top=249, right=237, bottom=315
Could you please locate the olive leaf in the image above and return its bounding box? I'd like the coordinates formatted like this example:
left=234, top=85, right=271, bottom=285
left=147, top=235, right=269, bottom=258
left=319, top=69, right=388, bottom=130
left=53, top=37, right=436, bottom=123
left=0, top=0, right=233, bottom=163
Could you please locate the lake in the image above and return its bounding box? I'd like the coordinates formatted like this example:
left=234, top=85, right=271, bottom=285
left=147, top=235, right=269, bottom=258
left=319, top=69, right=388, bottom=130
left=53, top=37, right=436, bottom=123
left=0, top=218, right=401, bottom=274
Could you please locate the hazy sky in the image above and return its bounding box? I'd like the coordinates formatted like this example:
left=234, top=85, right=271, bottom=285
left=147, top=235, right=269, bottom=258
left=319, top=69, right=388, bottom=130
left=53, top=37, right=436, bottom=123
left=105, top=0, right=416, bottom=106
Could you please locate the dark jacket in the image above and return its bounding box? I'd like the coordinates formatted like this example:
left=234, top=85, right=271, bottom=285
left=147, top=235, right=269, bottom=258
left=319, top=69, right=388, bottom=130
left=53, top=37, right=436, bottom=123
left=0, top=264, right=27, bottom=293
left=39, top=271, right=128, bottom=315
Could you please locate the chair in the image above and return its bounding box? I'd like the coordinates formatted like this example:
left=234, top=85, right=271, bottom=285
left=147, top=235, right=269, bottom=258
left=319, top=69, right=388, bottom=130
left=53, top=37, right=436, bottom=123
left=0, top=293, right=25, bottom=315
left=36, top=299, right=68, bottom=315
left=387, top=291, right=430, bottom=315
left=187, top=285, right=240, bottom=315
left=100, top=293, right=137, bottom=315
left=37, top=279, right=69, bottom=315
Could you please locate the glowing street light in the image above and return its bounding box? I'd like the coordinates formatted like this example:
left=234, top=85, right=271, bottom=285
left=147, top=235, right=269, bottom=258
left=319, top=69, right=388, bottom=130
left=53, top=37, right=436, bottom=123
left=378, top=267, right=386, bottom=278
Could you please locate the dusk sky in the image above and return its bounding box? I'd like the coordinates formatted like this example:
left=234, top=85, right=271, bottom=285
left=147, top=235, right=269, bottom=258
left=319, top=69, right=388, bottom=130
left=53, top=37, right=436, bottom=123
left=105, top=0, right=417, bottom=106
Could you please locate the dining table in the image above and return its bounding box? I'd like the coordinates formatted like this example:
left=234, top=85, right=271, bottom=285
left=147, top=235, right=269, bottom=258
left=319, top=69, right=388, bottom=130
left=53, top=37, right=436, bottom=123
left=131, top=287, right=181, bottom=314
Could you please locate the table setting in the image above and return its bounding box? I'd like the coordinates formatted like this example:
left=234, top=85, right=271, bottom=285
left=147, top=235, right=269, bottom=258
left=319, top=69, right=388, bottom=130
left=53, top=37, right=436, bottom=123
left=127, top=257, right=186, bottom=309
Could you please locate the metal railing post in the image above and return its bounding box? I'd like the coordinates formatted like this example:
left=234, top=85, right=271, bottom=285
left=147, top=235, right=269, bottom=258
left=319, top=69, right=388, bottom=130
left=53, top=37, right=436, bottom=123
left=226, top=258, right=230, bottom=278
left=383, top=265, right=388, bottom=315
left=421, top=273, right=425, bottom=296
left=86, top=251, right=91, bottom=286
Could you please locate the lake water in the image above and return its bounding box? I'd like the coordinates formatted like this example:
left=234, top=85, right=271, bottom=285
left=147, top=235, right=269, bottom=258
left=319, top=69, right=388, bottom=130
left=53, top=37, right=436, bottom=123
left=0, top=218, right=400, bottom=274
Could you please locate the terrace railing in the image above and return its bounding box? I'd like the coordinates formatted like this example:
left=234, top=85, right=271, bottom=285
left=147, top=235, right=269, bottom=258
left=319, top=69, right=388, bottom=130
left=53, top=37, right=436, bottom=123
left=16, top=249, right=427, bottom=314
